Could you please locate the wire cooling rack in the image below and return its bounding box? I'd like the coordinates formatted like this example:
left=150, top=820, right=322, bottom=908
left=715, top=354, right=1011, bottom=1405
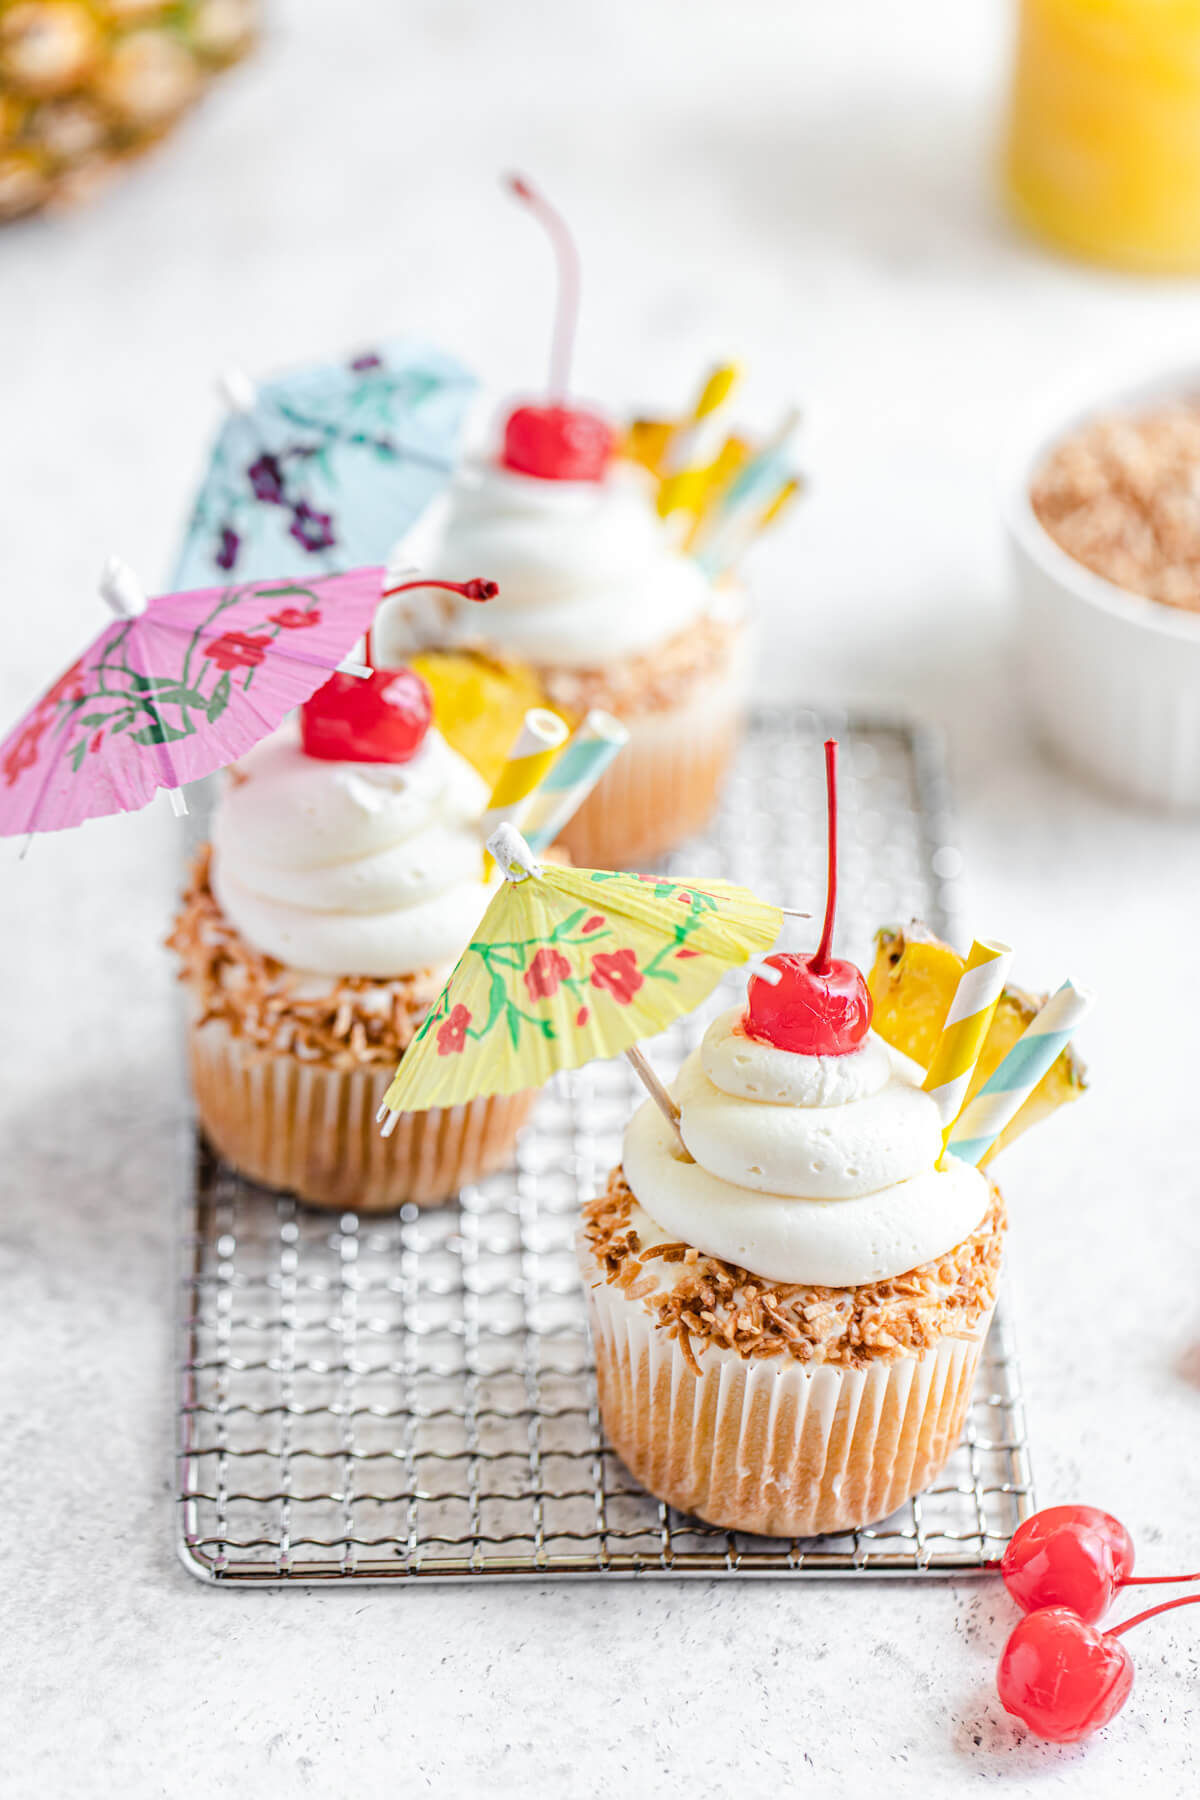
left=176, top=709, right=1035, bottom=1584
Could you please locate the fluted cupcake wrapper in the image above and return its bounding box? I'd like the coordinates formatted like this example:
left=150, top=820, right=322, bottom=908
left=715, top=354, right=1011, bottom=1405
left=583, top=1253, right=992, bottom=1537
left=187, top=1016, right=536, bottom=1212
left=556, top=656, right=747, bottom=870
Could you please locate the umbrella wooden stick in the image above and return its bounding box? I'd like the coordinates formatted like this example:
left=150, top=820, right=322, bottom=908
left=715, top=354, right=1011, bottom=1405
left=623, top=1044, right=692, bottom=1160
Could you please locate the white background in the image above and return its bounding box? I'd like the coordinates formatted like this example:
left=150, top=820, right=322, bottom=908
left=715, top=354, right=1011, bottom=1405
left=2, top=2, right=1198, bottom=1793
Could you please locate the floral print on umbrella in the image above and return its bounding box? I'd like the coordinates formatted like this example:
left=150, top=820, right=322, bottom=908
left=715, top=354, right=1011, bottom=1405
left=0, top=566, right=384, bottom=836
left=2, top=586, right=325, bottom=785
left=418, top=876, right=725, bottom=1059
left=172, top=340, right=477, bottom=589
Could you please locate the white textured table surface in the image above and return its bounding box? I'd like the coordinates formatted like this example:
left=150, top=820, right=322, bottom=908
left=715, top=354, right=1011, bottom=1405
left=2, top=3, right=1198, bottom=1794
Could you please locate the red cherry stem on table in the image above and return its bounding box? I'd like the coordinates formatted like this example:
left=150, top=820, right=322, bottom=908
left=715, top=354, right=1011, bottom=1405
left=506, top=174, right=580, bottom=400
left=1107, top=1591, right=1200, bottom=1637
left=810, top=737, right=839, bottom=975
left=365, top=576, right=498, bottom=668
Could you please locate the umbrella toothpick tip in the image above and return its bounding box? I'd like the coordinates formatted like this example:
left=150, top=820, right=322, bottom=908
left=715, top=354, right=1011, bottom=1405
left=217, top=366, right=257, bottom=414
left=99, top=556, right=146, bottom=619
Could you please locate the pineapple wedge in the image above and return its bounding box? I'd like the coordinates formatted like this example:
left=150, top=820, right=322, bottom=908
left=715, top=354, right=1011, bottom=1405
left=867, top=923, right=1087, bottom=1163
left=410, top=648, right=573, bottom=789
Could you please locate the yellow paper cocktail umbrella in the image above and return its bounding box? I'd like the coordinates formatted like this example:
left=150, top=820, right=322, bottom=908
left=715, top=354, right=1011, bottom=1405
left=378, top=824, right=782, bottom=1127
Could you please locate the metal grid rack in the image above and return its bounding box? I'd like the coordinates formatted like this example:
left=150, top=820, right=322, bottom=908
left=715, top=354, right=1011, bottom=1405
left=176, top=709, right=1035, bottom=1584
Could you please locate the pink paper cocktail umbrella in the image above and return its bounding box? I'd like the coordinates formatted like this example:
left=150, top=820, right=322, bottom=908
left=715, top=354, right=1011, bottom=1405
left=0, top=561, right=384, bottom=837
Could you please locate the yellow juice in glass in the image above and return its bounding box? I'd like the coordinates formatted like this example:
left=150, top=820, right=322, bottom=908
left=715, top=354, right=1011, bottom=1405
left=1005, top=0, right=1200, bottom=272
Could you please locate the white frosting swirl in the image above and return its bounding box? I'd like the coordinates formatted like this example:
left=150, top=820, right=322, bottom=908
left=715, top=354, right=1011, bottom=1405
left=374, top=456, right=714, bottom=668
left=210, top=722, right=491, bottom=978
left=623, top=1007, right=991, bottom=1286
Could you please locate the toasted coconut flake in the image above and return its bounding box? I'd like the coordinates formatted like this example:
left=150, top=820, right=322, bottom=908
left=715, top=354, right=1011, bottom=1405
left=581, top=1167, right=1005, bottom=1370
left=534, top=614, right=740, bottom=717
left=167, top=848, right=441, bottom=1070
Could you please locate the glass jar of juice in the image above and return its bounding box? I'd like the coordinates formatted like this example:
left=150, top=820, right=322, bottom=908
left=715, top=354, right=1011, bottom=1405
left=1005, top=0, right=1200, bottom=272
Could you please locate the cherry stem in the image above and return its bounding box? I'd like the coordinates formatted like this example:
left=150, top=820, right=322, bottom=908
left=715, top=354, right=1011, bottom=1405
left=506, top=173, right=580, bottom=400
left=1120, top=1572, right=1200, bottom=1588
left=810, top=738, right=839, bottom=975
left=368, top=577, right=497, bottom=672
left=1108, top=1592, right=1200, bottom=1638
left=380, top=577, right=499, bottom=603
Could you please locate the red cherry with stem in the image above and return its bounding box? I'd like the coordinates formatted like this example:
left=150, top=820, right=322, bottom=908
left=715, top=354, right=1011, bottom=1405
left=301, top=579, right=493, bottom=764
left=998, top=1607, right=1134, bottom=1743
left=997, top=1593, right=1200, bottom=1743
left=500, top=174, right=614, bottom=483
left=1002, top=1506, right=1135, bottom=1624
left=1001, top=1504, right=1200, bottom=1623
left=744, top=739, right=873, bottom=1056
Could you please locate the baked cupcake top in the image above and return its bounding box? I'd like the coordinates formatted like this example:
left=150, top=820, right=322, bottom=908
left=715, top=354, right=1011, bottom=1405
left=209, top=719, right=491, bottom=979
left=375, top=457, right=717, bottom=670
left=621, top=1006, right=992, bottom=1289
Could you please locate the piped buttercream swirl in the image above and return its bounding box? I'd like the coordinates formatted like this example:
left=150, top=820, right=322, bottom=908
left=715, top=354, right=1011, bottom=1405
left=622, top=1006, right=991, bottom=1286
left=210, top=722, right=491, bottom=978
left=374, top=456, right=714, bottom=668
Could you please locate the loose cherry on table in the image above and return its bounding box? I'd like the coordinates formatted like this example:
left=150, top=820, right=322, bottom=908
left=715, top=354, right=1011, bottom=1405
left=499, top=175, right=615, bottom=483
left=744, top=738, right=873, bottom=1056
left=997, top=1594, right=1200, bottom=1744
left=997, top=1607, right=1135, bottom=1744
left=1001, top=1504, right=1200, bottom=1623
left=299, top=578, right=496, bottom=765
left=994, top=1503, right=1200, bottom=1742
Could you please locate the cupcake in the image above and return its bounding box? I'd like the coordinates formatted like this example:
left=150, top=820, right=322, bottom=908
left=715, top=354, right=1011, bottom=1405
left=377, top=454, right=748, bottom=869
left=579, top=740, right=1086, bottom=1535
left=579, top=999, right=1004, bottom=1537
left=170, top=646, right=534, bottom=1212
left=374, top=183, right=791, bottom=868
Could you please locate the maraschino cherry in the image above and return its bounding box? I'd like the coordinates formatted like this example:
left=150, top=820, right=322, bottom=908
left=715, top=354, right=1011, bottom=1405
left=997, top=1593, right=1200, bottom=1743
left=744, top=738, right=873, bottom=1056
left=501, top=175, right=615, bottom=483
left=300, top=578, right=496, bottom=764
left=1001, top=1504, right=1200, bottom=1624
left=998, top=1607, right=1135, bottom=1743
left=1002, top=1506, right=1135, bottom=1623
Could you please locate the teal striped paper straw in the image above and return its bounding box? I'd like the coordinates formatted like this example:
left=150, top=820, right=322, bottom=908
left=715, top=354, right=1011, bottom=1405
left=522, top=710, right=629, bottom=852
left=946, top=979, right=1093, bottom=1166
left=694, top=406, right=799, bottom=575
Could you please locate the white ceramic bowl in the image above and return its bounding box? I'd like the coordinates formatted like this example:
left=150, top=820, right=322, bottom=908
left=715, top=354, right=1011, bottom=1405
left=1006, top=369, right=1200, bottom=812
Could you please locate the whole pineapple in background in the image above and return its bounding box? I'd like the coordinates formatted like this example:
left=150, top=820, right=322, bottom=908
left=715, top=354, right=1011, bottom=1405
left=867, top=923, right=1088, bottom=1162
left=0, top=1, right=257, bottom=222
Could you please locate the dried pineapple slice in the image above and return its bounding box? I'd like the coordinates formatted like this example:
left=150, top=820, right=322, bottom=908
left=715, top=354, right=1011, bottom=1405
left=867, top=923, right=1088, bottom=1162
left=410, top=648, right=574, bottom=789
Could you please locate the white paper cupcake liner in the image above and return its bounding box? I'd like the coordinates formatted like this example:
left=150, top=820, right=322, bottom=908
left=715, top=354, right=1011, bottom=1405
left=583, top=1254, right=991, bottom=1537
left=187, top=1016, right=535, bottom=1211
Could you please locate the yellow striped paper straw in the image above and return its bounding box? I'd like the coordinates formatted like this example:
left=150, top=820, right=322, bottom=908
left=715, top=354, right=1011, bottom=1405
left=922, top=938, right=1013, bottom=1140
left=657, top=364, right=740, bottom=518
left=521, top=710, right=630, bottom=851
left=682, top=434, right=750, bottom=549
left=480, top=708, right=569, bottom=847
left=947, top=980, right=1093, bottom=1166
